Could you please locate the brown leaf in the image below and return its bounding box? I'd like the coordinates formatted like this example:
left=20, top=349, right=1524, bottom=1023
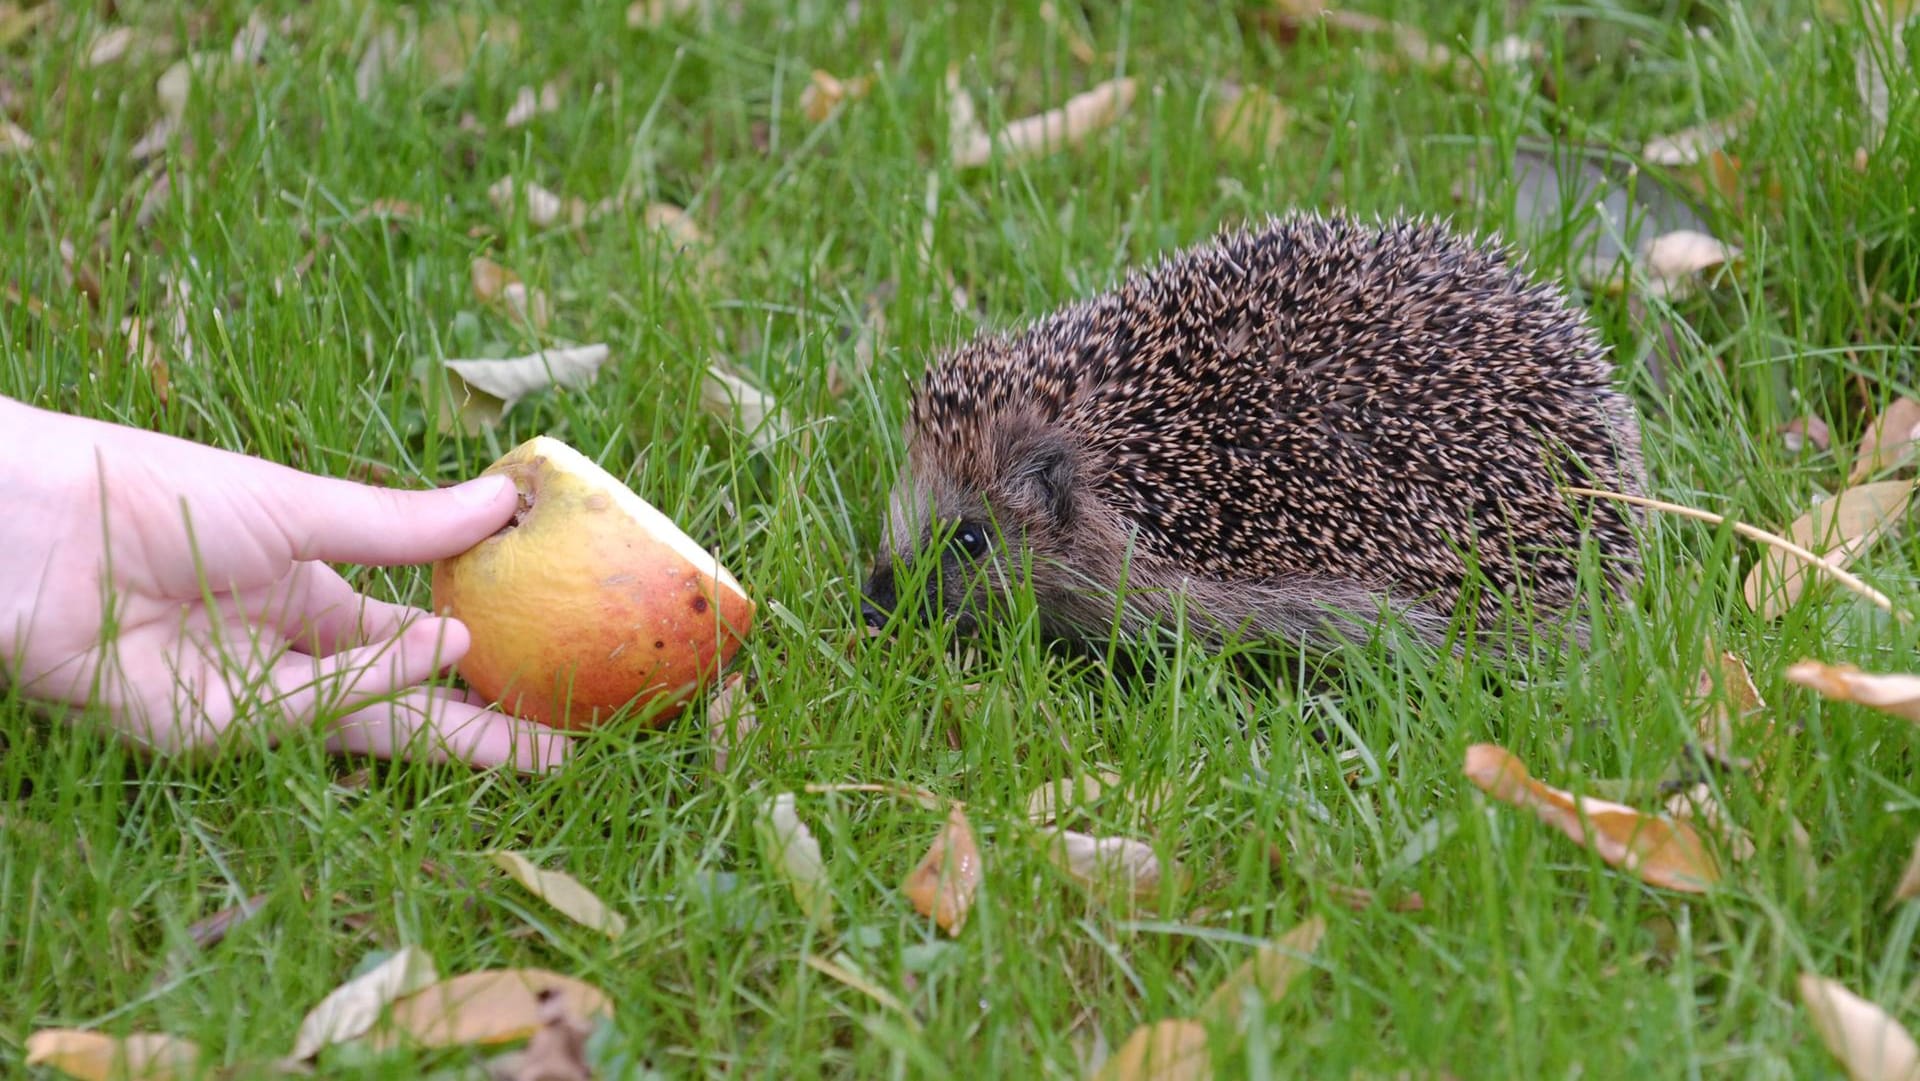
left=288, top=945, right=441, bottom=1061
left=1041, top=828, right=1175, bottom=905
left=902, top=803, right=983, bottom=935
left=1781, top=415, right=1834, bottom=454
left=700, top=362, right=787, bottom=454
left=0, top=118, right=30, bottom=153
left=1630, top=229, right=1740, bottom=299
left=1785, top=661, right=1920, bottom=724
left=1894, top=833, right=1920, bottom=906
left=804, top=953, right=921, bottom=1032
left=801, top=782, right=947, bottom=812
left=952, top=77, right=1136, bottom=169
left=436, top=344, right=611, bottom=435
left=1850, top=397, right=1920, bottom=484
left=489, top=988, right=594, bottom=1081
left=1742, top=479, right=1916, bottom=619
left=1091, top=1020, right=1213, bottom=1081
left=1662, top=784, right=1755, bottom=864
left=488, top=176, right=589, bottom=229
left=1463, top=744, right=1721, bottom=893
left=755, top=792, right=834, bottom=933
left=371, top=969, right=614, bottom=1051
left=469, top=257, right=551, bottom=330
left=24, top=1032, right=201, bottom=1081
left=1209, top=82, right=1290, bottom=157
left=1196, top=916, right=1325, bottom=1032
left=1797, top=972, right=1920, bottom=1081
left=504, top=81, right=562, bottom=129
left=1691, top=648, right=1768, bottom=770
left=1642, top=110, right=1750, bottom=166
left=1038, top=1, right=1098, bottom=63
left=186, top=893, right=268, bottom=950
left=118, top=317, right=172, bottom=404
left=1025, top=772, right=1122, bottom=825
left=798, top=69, right=871, bottom=124
left=706, top=672, right=756, bottom=773
left=628, top=0, right=700, bottom=28
left=486, top=851, right=629, bottom=939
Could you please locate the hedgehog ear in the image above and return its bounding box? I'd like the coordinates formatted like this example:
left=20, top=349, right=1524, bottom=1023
left=1010, top=437, right=1077, bottom=528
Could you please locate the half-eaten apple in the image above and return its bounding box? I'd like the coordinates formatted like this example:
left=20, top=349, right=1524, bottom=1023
left=431, top=435, right=755, bottom=731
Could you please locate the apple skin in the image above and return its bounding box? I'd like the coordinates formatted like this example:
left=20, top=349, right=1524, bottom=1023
left=431, top=436, right=755, bottom=731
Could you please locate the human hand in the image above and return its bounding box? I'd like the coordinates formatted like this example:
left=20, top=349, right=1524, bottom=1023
left=0, top=396, right=572, bottom=773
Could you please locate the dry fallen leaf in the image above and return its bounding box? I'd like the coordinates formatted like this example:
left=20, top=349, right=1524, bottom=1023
left=487, top=850, right=629, bottom=938
left=1692, top=648, right=1768, bottom=770
left=1798, top=972, right=1920, bottom=1081
left=1662, top=784, right=1756, bottom=864
left=707, top=672, right=756, bottom=773
left=488, top=988, right=595, bottom=1081
left=1850, top=397, right=1920, bottom=483
left=1781, top=415, right=1834, bottom=454
left=628, top=0, right=701, bottom=28
left=902, top=803, right=983, bottom=935
left=701, top=363, right=788, bottom=454
left=952, top=77, right=1136, bottom=170
left=437, top=343, right=611, bottom=435
left=488, top=176, right=590, bottom=229
left=1463, top=744, right=1721, bottom=893
left=1630, top=229, right=1740, bottom=298
left=1196, top=916, right=1325, bottom=1032
left=1785, top=660, right=1920, bottom=724
left=118, top=317, right=172, bottom=405
left=805, top=952, right=921, bottom=1032
left=288, top=945, right=441, bottom=1061
left=470, top=256, right=552, bottom=330
left=1091, top=1019, right=1214, bottom=1081
left=504, top=81, right=562, bottom=129
left=756, top=791, right=834, bottom=933
left=1209, top=82, right=1291, bottom=157
left=1026, top=772, right=1122, bottom=825
left=1, top=118, right=31, bottom=153
left=799, top=68, right=872, bottom=124
left=371, top=969, right=613, bottom=1051
left=24, top=1032, right=201, bottom=1081
left=1743, top=479, right=1916, bottom=619
left=186, top=893, right=268, bottom=950
left=802, top=782, right=947, bottom=812
left=1642, top=110, right=1749, bottom=166
left=1042, top=828, right=1173, bottom=905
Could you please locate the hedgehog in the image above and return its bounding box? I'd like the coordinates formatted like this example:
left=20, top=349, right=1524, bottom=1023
left=858, top=211, right=1648, bottom=657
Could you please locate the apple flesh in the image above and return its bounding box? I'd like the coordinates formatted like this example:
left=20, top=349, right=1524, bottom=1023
left=431, top=435, right=755, bottom=731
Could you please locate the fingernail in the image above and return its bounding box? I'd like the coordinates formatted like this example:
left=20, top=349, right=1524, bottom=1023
left=453, top=474, right=514, bottom=508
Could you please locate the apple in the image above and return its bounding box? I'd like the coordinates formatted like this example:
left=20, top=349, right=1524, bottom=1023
left=430, top=435, right=755, bottom=731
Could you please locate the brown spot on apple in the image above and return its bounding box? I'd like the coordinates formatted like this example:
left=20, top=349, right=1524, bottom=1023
left=690, top=595, right=709, bottom=614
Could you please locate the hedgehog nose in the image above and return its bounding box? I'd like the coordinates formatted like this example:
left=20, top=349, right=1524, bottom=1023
left=860, top=599, right=889, bottom=630
left=860, top=564, right=897, bottom=631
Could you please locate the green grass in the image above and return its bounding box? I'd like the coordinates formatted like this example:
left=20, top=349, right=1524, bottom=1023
left=5, top=0, right=1920, bottom=1077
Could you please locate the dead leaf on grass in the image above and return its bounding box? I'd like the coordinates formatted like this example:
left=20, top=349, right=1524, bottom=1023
left=487, top=850, right=629, bottom=939
left=1041, top=828, right=1177, bottom=905
left=485, top=988, right=595, bottom=1081
left=701, top=362, right=788, bottom=454
left=470, top=256, right=552, bottom=330
left=1850, top=397, right=1920, bottom=483
left=1662, top=784, right=1756, bottom=864
left=1463, top=744, right=1721, bottom=893
left=802, top=782, right=947, bottom=811
left=902, top=802, right=983, bottom=935
left=119, top=317, right=172, bottom=404
left=186, top=892, right=268, bottom=950
left=504, top=81, right=562, bottom=129
left=1, top=118, right=30, bottom=153
left=1691, top=647, right=1769, bottom=770
left=707, top=672, right=757, bottom=773
left=1091, top=1019, right=1213, bottom=1081
left=1642, top=109, right=1751, bottom=167
left=1781, top=415, right=1834, bottom=454
left=805, top=952, right=921, bottom=1032
left=951, top=77, right=1136, bottom=170
left=288, top=945, right=441, bottom=1061
left=436, top=343, right=611, bottom=435
left=0, top=1, right=54, bottom=48
left=370, top=969, right=613, bottom=1051
left=1025, top=772, right=1122, bottom=825
left=628, top=0, right=701, bottom=28
left=1785, top=660, right=1920, bottom=725
left=1209, top=82, right=1290, bottom=157
left=1627, top=229, right=1741, bottom=299
left=24, top=1031, right=201, bottom=1081
left=1743, top=479, right=1916, bottom=619
left=1798, top=972, right=1920, bottom=1081
left=488, top=176, right=590, bottom=229
left=1038, top=1, right=1098, bottom=63
left=1196, top=916, right=1325, bottom=1032
left=756, top=791, right=834, bottom=933
left=799, top=69, right=872, bottom=124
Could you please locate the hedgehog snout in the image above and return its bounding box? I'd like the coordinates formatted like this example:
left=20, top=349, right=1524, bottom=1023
left=859, top=559, right=898, bottom=630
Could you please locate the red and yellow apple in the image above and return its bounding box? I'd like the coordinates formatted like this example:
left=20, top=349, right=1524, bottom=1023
left=430, top=435, right=755, bottom=731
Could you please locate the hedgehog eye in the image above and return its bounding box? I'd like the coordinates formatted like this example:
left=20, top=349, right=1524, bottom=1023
left=951, top=523, right=990, bottom=558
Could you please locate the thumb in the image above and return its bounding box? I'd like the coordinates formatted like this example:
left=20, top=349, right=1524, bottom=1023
left=260, top=470, right=520, bottom=567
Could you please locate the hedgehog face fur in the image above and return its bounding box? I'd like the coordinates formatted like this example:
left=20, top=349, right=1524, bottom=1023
left=860, top=212, right=1648, bottom=654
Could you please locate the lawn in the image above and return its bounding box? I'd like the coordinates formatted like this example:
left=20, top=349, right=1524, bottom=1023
left=4, top=0, right=1919, bottom=1078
